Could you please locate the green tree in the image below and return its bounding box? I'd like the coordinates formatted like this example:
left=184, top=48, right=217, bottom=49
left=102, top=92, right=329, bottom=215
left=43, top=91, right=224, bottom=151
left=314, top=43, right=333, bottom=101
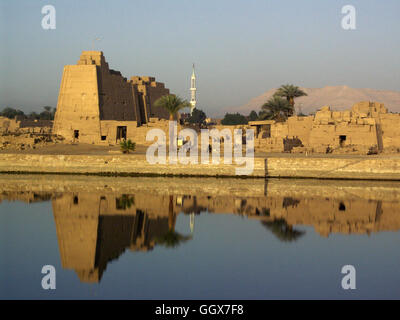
left=39, top=106, right=55, bottom=120
left=187, top=108, right=207, bottom=125
left=154, top=94, right=191, bottom=120
left=248, top=110, right=258, bottom=121
left=274, top=84, right=307, bottom=116
left=259, top=96, right=292, bottom=121
left=120, top=139, right=136, bottom=154
left=221, top=113, right=248, bottom=125
left=0, top=106, right=56, bottom=120
left=28, top=112, right=40, bottom=120
left=0, top=107, right=25, bottom=119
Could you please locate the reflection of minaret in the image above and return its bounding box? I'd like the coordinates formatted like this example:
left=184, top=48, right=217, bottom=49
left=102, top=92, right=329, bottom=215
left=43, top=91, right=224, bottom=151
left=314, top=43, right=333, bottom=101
left=190, top=63, right=196, bottom=115
left=190, top=213, right=195, bottom=234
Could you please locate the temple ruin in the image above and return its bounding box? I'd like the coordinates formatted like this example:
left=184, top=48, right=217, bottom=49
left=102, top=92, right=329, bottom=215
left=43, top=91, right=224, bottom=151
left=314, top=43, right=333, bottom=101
left=52, top=51, right=171, bottom=144
left=250, top=101, right=400, bottom=154
left=3, top=50, right=400, bottom=155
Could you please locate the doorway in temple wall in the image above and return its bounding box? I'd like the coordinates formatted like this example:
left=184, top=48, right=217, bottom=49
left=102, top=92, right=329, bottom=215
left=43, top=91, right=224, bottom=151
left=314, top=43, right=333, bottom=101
left=73, top=130, right=79, bottom=143
left=339, top=135, right=347, bottom=147
left=116, top=126, right=127, bottom=142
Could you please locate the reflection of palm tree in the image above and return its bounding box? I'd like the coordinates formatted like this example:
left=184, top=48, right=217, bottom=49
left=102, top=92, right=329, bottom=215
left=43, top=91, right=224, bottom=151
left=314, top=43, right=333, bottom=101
left=156, top=195, right=192, bottom=248
left=116, top=194, right=135, bottom=210
left=261, top=218, right=305, bottom=242
left=155, top=230, right=192, bottom=248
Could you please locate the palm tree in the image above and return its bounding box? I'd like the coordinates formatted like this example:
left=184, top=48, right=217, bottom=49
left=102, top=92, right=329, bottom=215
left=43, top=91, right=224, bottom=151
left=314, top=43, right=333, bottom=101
left=120, top=139, right=136, bottom=154
left=259, top=96, right=293, bottom=121
left=154, top=94, right=191, bottom=120
left=274, top=84, right=307, bottom=116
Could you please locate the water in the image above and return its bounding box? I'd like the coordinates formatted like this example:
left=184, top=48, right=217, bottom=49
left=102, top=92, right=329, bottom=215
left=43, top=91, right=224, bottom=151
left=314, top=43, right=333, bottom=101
left=0, top=175, right=399, bottom=299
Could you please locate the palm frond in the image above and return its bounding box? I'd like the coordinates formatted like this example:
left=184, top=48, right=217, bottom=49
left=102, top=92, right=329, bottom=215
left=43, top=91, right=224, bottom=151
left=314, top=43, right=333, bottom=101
left=274, top=84, right=307, bottom=98
left=261, top=96, right=293, bottom=121
left=154, top=94, right=191, bottom=119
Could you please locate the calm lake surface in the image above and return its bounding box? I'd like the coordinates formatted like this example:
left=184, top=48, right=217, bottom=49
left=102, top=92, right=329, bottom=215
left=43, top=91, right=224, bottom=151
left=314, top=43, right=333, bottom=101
left=0, top=175, right=399, bottom=299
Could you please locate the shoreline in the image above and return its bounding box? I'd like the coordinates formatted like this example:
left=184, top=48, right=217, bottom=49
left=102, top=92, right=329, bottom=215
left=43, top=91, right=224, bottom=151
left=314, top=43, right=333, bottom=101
left=1, top=170, right=400, bottom=182
left=1, top=174, right=400, bottom=199
left=0, top=153, right=400, bottom=180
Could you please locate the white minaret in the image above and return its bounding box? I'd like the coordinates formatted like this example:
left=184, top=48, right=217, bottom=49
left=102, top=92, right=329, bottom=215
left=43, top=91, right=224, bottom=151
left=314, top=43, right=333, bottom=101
left=190, top=63, right=197, bottom=115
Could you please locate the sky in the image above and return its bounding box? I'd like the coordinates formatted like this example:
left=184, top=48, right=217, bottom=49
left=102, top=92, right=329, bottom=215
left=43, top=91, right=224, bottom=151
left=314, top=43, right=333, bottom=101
left=0, top=0, right=399, bottom=117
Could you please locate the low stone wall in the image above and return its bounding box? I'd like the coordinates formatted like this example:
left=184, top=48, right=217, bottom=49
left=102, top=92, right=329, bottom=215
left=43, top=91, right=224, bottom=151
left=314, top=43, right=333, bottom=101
left=0, top=153, right=265, bottom=177
left=0, top=153, right=399, bottom=180
left=266, top=157, right=400, bottom=180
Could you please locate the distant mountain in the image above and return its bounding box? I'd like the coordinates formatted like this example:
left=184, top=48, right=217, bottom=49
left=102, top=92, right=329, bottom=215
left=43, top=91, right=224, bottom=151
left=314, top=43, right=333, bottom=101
left=230, top=86, right=400, bottom=115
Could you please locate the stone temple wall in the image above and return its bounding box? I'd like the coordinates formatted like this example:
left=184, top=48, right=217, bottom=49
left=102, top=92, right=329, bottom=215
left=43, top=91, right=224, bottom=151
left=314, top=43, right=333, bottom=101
left=379, top=114, right=400, bottom=149
left=253, top=101, right=400, bottom=154
left=0, top=117, right=53, bottom=134
left=130, top=76, right=170, bottom=122
left=0, top=117, right=21, bottom=133
left=94, top=55, right=139, bottom=122
left=53, top=56, right=102, bottom=144
left=53, top=51, right=171, bottom=144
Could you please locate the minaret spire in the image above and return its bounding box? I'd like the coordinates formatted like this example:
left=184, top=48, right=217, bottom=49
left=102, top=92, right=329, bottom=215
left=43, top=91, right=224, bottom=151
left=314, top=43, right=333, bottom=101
left=190, top=63, right=197, bottom=115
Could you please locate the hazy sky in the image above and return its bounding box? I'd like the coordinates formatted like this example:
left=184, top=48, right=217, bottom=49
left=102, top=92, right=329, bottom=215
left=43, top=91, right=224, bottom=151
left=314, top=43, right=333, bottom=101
left=0, top=0, right=399, bottom=116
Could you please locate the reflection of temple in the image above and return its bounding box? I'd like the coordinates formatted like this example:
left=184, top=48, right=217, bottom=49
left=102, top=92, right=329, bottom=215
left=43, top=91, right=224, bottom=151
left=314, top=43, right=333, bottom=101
left=0, top=191, right=54, bottom=204
left=1, top=177, right=400, bottom=283
left=52, top=193, right=172, bottom=282
left=51, top=191, right=400, bottom=281
left=176, top=194, right=400, bottom=237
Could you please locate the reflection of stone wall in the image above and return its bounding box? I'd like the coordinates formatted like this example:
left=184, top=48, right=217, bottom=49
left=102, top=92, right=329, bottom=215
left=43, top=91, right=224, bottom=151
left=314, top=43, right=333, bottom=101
left=51, top=188, right=400, bottom=277
left=48, top=189, right=400, bottom=282
left=177, top=194, right=400, bottom=237
left=52, top=193, right=170, bottom=282
left=2, top=176, right=400, bottom=282
left=53, top=196, right=99, bottom=282
left=0, top=191, right=53, bottom=204
left=254, top=197, right=398, bottom=237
